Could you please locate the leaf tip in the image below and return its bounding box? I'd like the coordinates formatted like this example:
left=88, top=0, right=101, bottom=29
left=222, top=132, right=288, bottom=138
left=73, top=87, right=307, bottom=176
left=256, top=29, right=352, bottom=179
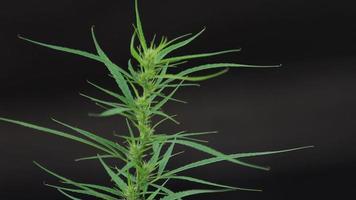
left=302, top=145, right=315, bottom=149
left=32, top=160, right=41, bottom=168
left=91, top=25, right=97, bottom=36
left=50, top=117, right=57, bottom=122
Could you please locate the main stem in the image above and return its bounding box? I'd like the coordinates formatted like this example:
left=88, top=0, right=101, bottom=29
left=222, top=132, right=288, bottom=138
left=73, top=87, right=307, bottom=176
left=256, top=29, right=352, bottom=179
left=127, top=59, right=157, bottom=200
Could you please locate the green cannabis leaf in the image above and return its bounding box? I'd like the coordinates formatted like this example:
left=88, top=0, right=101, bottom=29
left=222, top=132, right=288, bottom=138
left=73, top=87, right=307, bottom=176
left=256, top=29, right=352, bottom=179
left=1, top=0, right=313, bottom=199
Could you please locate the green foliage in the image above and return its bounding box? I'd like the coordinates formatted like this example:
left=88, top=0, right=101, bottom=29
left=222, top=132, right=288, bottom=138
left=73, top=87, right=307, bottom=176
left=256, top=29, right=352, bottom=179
left=1, top=0, right=313, bottom=199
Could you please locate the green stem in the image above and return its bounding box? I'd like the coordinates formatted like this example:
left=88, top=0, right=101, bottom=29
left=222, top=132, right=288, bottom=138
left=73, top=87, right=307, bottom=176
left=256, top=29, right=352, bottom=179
left=127, top=63, right=157, bottom=200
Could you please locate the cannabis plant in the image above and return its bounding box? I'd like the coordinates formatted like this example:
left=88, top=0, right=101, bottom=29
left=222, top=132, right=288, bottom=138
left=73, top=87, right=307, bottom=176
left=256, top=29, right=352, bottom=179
left=1, top=1, right=312, bottom=199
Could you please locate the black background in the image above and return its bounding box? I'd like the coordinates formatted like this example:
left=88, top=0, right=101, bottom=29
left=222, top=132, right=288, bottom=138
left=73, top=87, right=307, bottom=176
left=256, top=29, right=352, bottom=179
left=1, top=0, right=356, bottom=199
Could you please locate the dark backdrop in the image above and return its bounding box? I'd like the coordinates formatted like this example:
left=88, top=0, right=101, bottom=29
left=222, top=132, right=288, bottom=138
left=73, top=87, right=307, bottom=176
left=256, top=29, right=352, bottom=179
left=1, top=0, right=355, bottom=199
